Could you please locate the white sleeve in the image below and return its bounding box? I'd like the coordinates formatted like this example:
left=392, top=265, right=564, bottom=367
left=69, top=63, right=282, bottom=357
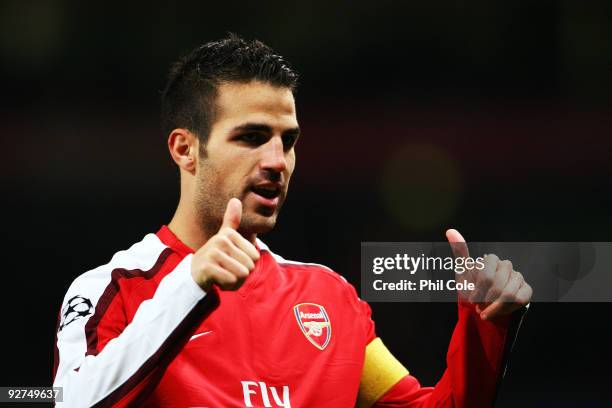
left=53, top=254, right=214, bottom=407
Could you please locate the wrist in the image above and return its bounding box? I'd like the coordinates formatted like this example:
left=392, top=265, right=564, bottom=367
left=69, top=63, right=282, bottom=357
left=191, top=265, right=213, bottom=292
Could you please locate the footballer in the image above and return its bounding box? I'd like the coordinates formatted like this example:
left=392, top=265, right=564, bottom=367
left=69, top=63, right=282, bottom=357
left=53, top=34, right=532, bottom=407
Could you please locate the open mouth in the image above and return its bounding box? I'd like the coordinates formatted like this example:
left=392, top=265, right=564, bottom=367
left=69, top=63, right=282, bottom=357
left=250, top=185, right=281, bottom=200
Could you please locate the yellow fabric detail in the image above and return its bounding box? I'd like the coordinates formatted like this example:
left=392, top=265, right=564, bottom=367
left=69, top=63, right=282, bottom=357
left=357, top=337, right=409, bottom=408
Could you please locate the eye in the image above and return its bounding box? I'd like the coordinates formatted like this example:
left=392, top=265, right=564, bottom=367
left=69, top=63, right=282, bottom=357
left=282, top=134, right=298, bottom=150
left=237, top=133, right=266, bottom=145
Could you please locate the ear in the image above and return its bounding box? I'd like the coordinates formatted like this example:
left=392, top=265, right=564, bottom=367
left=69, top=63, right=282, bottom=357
left=167, top=128, right=198, bottom=172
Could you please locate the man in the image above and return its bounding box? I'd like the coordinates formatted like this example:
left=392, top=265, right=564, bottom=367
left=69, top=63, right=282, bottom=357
left=53, top=34, right=531, bottom=407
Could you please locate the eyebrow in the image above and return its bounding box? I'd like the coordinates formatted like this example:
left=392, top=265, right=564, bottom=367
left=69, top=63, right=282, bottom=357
left=231, top=123, right=300, bottom=137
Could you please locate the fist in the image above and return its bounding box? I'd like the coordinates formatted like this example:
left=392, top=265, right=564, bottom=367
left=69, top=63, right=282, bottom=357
left=191, top=198, right=260, bottom=292
left=446, top=229, right=532, bottom=321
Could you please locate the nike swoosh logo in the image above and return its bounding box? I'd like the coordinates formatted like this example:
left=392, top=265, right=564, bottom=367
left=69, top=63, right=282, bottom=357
left=189, top=330, right=213, bottom=341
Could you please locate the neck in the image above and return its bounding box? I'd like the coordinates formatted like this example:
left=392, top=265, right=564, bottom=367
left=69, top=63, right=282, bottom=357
left=167, top=196, right=257, bottom=251
left=167, top=196, right=208, bottom=251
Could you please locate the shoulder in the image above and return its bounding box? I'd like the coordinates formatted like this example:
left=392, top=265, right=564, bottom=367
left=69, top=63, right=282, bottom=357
left=61, top=233, right=169, bottom=304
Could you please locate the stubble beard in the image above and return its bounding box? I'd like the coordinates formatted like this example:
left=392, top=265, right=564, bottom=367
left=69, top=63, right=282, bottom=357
left=194, top=161, right=285, bottom=239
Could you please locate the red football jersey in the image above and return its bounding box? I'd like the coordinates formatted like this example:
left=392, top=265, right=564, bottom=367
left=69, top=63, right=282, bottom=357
left=53, top=226, right=522, bottom=407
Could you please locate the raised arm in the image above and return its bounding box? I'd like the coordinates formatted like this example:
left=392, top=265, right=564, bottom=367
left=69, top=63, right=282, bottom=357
left=359, top=303, right=527, bottom=407
left=54, top=199, right=259, bottom=407
left=359, top=229, right=531, bottom=407
left=53, top=252, right=219, bottom=407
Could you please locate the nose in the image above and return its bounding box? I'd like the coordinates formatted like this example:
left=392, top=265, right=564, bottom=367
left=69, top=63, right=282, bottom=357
left=259, top=136, right=288, bottom=174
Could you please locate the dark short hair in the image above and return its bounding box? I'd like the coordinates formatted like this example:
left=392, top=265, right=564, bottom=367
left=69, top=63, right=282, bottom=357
left=161, top=34, right=299, bottom=146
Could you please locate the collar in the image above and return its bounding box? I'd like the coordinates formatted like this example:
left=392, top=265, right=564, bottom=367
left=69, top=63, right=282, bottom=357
left=156, top=225, right=269, bottom=256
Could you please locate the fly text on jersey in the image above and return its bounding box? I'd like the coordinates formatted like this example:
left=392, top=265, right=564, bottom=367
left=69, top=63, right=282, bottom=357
left=241, top=381, right=291, bottom=408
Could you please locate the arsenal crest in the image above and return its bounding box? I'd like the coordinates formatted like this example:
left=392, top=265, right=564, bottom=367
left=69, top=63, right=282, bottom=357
left=293, top=303, right=331, bottom=350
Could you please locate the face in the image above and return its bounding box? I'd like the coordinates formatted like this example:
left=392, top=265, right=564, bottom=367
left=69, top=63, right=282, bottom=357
left=194, top=80, right=299, bottom=236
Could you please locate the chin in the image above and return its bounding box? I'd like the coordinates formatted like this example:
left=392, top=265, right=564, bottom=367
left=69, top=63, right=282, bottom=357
left=241, top=213, right=278, bottom=235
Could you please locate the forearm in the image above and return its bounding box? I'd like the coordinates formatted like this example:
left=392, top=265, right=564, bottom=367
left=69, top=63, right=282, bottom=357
left=370, top=303, right=526, bottom=408
left=54, top=255, right=218, bottom=407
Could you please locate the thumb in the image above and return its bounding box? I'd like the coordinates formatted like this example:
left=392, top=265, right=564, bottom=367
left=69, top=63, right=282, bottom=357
left=221, top=198, right=242, bottom=230
left=445, top=228, right=470, bottom=259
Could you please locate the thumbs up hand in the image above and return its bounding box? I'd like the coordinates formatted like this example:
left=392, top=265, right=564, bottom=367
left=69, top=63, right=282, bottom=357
left=191, top=198, right=260, bottom=292
left=446, top=229, right=532, bottom=321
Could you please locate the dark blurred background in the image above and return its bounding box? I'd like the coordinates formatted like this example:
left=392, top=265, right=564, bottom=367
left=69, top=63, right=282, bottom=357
left=1, top=0, right=611, bottom=406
